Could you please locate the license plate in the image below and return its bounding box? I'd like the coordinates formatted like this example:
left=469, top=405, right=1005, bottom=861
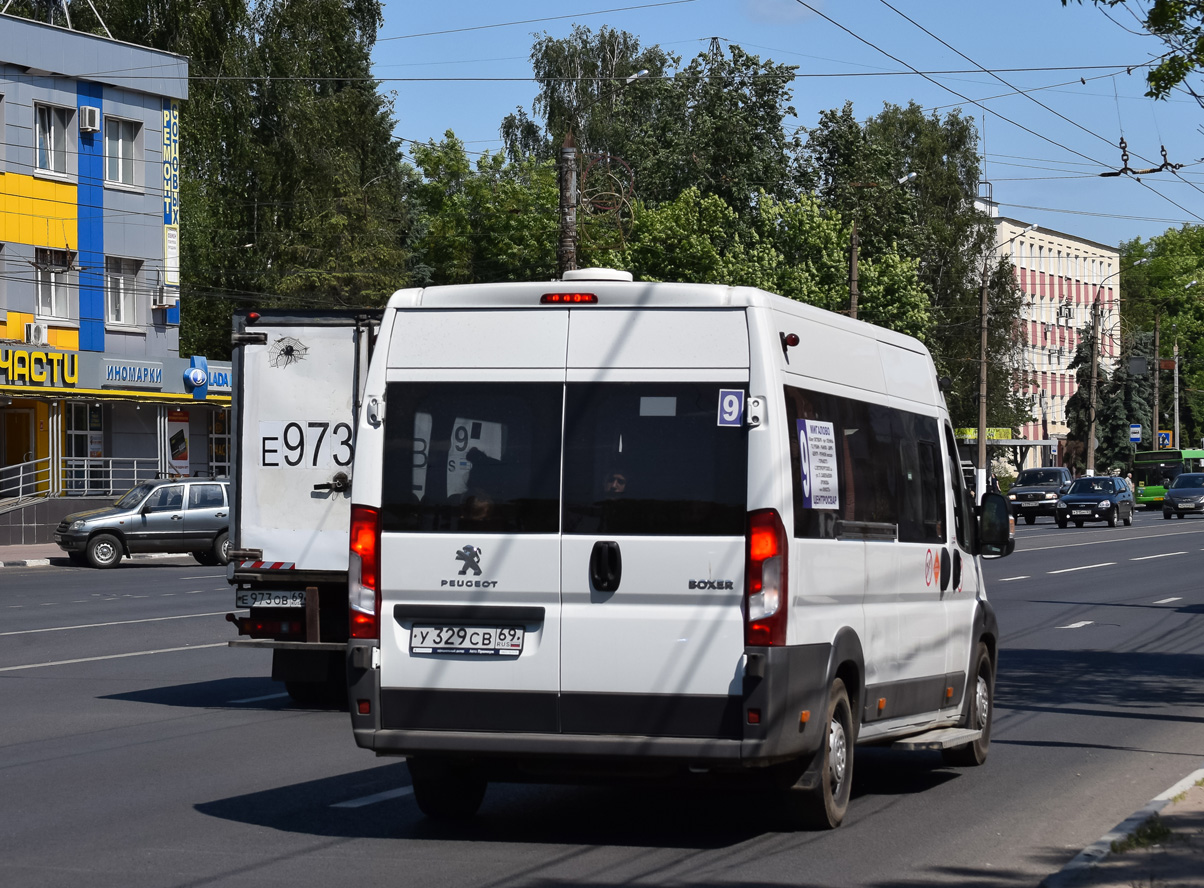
left=1071, top=509, right=1091, bottom=516
left=236, top=589, right=306, bottom=608
left=1021, top=502, right=1038, bottom=507
left=1179, top=503, right=1194, bottom=510
left=410, top=625, right=524, bottom=657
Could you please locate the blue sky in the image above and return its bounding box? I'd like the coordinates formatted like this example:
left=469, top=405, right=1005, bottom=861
left=373, top=0, right=1203, bottom=249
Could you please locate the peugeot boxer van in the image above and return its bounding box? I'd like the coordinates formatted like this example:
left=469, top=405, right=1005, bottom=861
left=344, top=269, right=1013, bottom=828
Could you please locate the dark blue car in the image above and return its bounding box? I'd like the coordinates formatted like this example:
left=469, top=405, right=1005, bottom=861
left=1055, top=476, right=1134, bottom=528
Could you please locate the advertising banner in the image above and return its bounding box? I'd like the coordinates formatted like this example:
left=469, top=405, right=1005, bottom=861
left=167, top=409, right=190, bottom=475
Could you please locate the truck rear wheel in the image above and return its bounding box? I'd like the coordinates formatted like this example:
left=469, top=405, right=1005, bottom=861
left=942, top=642, right=994, bottom=767
left=408, top=757, right=487, bottom=821
left=786, top=677, right=854, bottom=829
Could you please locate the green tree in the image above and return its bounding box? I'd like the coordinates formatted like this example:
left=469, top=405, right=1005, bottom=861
left=408, top=134, right=558, bottom=285
left=1062, top=1, right=1204, bottom=100
left=802, top=101, right=1029, bottom=432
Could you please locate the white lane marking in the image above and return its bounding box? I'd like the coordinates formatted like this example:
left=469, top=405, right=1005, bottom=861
left=229, top=692, right=290, bottom=704
left=179, top=574, right=224, bottom=580
left=1154, top=597, right=1182, bottom=604
left=1131, top=552, right=1187, bottom=561
left=331, top=787, right=414, bottom=808
left=1057, top=621, right=1094, bottom=630
left=0, top=610, right=245, bottom=636
left=0, top=643, right=227, bottom=672
left=998, top=576, right=1030, bottom=582
left=39, top=603, right=54, bottom=606
left=1048, top=563, right=1116, bottom=574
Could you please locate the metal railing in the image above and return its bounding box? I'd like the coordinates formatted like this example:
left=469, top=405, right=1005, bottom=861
left=60, top=458, right=161, bottom=496
left=0, top=457, right=53, bottom=500
left=0, top=457, right=163, bottom=501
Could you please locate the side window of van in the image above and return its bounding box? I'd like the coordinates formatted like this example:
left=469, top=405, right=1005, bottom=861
left=563, top=383, right=748, bottom=536
left=380, top=382, right=563, bottom=533
left=942, top=425, right=974, bottom=550
left=784, top=385, right=944, bottom=542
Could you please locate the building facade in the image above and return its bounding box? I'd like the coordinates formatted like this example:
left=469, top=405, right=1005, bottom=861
left=993, top=213, right=1121, bottom=470
left=0, top=15, right=231, bottom=500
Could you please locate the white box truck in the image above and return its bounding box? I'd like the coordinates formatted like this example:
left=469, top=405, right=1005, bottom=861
left=226, top=309, right=380, bottom=704
left=342, top=269, right=1014, bottom=827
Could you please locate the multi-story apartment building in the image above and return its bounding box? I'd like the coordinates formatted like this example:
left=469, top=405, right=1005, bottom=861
left=991, top=211, right=1121, bottom=470
left=0, top=14, right=231, bottom=514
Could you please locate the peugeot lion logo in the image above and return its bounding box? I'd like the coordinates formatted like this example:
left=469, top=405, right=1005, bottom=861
left=455, top=545, right=482, bottom=576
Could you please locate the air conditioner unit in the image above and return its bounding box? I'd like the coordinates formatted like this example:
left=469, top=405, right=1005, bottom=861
left=79, top=105, right=101, bottom=133
left=152, top=286, right=171, bottom=308
left=24, top=322, right=50, bottom=346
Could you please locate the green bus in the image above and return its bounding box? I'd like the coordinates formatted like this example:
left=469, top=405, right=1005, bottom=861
left=1131, top=449, right=1204, bottom=508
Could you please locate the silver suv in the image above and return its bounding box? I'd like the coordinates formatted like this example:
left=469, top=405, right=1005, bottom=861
left=54, top=478, right=232, bottom=568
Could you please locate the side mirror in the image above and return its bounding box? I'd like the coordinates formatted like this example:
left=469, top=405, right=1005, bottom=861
left=977, top=491, right=1014, bottom=558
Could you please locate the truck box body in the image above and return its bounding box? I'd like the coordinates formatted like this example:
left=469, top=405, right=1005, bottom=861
left=227, top=310, right=380, bottom=696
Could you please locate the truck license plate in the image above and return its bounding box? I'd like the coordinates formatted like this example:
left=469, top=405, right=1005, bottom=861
left=410, top=625, right=523, bottom=657
left=236, top=589, right=306, bottom=608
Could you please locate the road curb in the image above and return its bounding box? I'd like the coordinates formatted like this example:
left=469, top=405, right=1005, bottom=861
left=1040, top=767, right=1204, bottom=888
left=0, top=553, right=184, bottom=568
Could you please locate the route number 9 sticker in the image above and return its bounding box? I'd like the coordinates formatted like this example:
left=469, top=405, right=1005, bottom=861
left=717, top=389, right=744, bottom=427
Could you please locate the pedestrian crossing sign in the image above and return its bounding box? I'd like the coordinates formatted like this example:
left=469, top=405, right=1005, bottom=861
left=1158, top=430, right=1173, bottom=449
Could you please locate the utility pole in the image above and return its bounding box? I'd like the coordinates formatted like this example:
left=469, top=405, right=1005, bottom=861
left=849, top=222, right=860, bottom=320
left=977, top=255, right=990, bottom=501
left=1086, top=298, right=1100, bottom=475
left=1174, top=332, right=1180, bottom=449
left=1153, top=312, right=1160, bottom=450
left=557, top=130, right=578, bottom=278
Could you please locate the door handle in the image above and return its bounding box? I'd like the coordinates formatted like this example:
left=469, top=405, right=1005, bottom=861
left=171, top=514, right=183, bottom=520
left=216, top=512, right=227, bottom=518
left=589, top=540, right=622, bottom=593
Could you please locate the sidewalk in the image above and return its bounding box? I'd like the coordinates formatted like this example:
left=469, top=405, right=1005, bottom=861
left=1042, top=768, right=1204, bottom=888
left=0, top=542, right=184, bottom=567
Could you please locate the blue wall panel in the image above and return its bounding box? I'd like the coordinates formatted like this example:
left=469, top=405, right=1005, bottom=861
left=77, top=81, right=105, bottom=352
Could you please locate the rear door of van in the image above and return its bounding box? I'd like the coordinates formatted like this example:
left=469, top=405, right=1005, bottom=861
left=376, top=304, right=751, bottom=740
left=377, top=310, right=567, bottom=733
left=559, top=309, right=750, bottom=738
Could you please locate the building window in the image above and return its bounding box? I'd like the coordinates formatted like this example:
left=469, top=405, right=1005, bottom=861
left=106, top=257, right=140, bottom=325
left=208, top=410, right=231, bottom=477
left=105, top=117, right=139, bottom=185
left=65, top=402, right=104, bottom=494
left=36, top=248, right=74, bottom=318
left=35, top=104, right=70, bottom=174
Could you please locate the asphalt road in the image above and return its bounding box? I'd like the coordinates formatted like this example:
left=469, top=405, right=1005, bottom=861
left=0, top=519, right=1202, bottom=888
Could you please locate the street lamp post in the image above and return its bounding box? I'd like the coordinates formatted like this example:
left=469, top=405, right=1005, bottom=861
left=978, top=223, right=1035, bottom=500
left=1086, top=258, right=1147, bottom=474
left=556, top=69, right=649, bottom=278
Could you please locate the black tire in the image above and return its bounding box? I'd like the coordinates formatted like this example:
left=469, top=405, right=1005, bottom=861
left=213, top=531, right=231, bottom=565
left=1107, top=506, right=1118, bottom=528
left=1074, top=520, right=1084, bottom=528
left=1056, top=517, right=1067, bottom=528
left=193, top=551, right=218, bottom=566
left=67, top=551, right=87, bottom=566
left=942, top=642, right=994, bottom=767
left=792, top=678, right=855, bottom=829
left=86, top=533, right=122, bottom=569
left=1123, top=508, right=1133, bottom=527
left=1023, top=515, right=1035, bottom=525
left=408, top=757, right=487, bottom=821
left=1177, top=512, right=1185, bottom=519
left=1164, top=510, right=1172, bottom=520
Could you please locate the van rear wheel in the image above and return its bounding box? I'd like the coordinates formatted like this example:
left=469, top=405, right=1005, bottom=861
left=408, top=757, right=487, bottom=821
left=789, top=678, right=854, bottom=829
left=942, top=642, right=994, bottom=767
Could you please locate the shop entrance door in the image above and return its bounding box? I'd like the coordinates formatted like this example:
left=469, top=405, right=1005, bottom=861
left=1, top=409, right=36, bottom=496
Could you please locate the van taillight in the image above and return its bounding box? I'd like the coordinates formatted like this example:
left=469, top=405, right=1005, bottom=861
left=745, top=509, right=788, bottom=646
left=349, top=504, right=381, bottom=639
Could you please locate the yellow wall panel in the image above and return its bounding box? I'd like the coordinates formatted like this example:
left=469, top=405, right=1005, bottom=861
left=0, top=172, right=77, bottom=248
left=49, top=327, right=79, bottom=351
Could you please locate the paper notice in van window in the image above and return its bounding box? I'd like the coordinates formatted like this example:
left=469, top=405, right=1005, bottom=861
left=798, top=419, right=839, bottom=509
left=447, top=417, right=505, bottom=498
